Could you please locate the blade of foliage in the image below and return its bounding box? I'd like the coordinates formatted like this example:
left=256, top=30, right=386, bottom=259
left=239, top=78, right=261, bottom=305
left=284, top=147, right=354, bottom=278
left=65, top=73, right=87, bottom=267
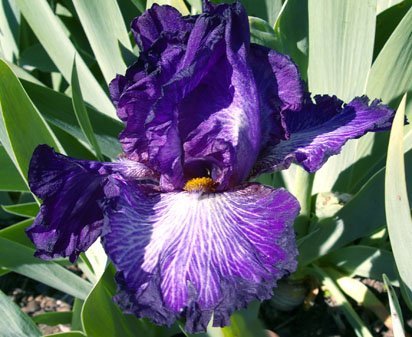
left=14, top=0, right=116, bottom=119
left=0, top=145, right=27, bottom=191
left=299, top=148, right=412, bottom=266
left=342, top=280, right=392, bottom=330
left=249, top=17, right=277, bottom=49
left=0, top=289, right=41, bottom=337
left=329, top=269, right=392, bottom=330
left=21, top=80, right=122, bottom=159
left=72, top=0, right=131, bottom=84
left=0, top=60, right=63, bottom=188
left=84, top=240, right=107, bottom=282
left=71, top=58, right=103, bottom=160
left=19, top=43, right=58, bottom=73
left=2, top=202, right=39, bottom=218
left=0, top=236, right=92, bottom=299
left=3, top=60, right=44, bottom=86
left=71, top=298, right=84, bottom=331
left=308, top=0, right=377, bottom=193
left=82, top=264, right=174, bottom=337
left=0, top=218, right=34, bottom=247
left=374, top=0, right=412, bottom=60
left=0, top=0, right=19, bottom=62
left=147, top=0, right=189, bottom=15
left=130, top=0, right=146, bottom=12
left=385, top=95, right=412, bottom=307
left=32, top=311, right=73, bottom=326
left=367, top=7, right=411, bottom=107
left=313, top=266, right=374, bottom=337
left=383, top=274, right=406, bottom=337
left=377, top=0, right=404, bottom=14
left=323, top=246, right=398, bottom=285
left=347, top=7, right=412, bottom=192
left=273, top=0, right=308, bottom=78
left=241, top=0, right=282, bottom=26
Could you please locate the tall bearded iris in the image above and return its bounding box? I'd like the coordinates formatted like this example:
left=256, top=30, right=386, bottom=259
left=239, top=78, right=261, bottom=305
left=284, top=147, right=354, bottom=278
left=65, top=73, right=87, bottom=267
left=27, top=1, right=395, bottom=333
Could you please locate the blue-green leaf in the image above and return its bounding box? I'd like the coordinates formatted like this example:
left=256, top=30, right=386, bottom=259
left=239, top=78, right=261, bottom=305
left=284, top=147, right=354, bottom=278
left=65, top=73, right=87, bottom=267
left=71, top=58, right=103, bottom=160
left=0, top=236, right=92, bottom=299
left=0, top=289, right=41, bottom=337
left=385, top=95, right=412, bottom=308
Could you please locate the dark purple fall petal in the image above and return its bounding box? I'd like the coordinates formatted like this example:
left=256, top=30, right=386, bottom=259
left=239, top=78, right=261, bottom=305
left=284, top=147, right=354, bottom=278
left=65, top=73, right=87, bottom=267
left=253, top=95, right=395, bottom=175
left=27, top=145, right=157, bottom=262
left=102, top=180, right=299, bottom=333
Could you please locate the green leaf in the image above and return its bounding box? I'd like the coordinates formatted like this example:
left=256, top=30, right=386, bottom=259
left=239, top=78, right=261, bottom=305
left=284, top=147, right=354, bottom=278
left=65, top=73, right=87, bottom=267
left=241, top=0, right=283, bottom=26
left=312, top=266, right=374, bottom=337
left=308, top=0, right=377, bottom=193
left=14, top=0, right=117, bottom=119
left=32, top=311, right=73, bottom=326
left=377, top=0, right=404, bottom=14
left=273, top=0, right=308, bottom=78
left=385, top=95, right=412, bottom=307
left=0, top=236, right=92, bottom=299
left=0, top=145, right=28, bottom=191
left=72, top=0, right=132, bottom=84
left=367, top=7, right=412, bottom=106
left=19, top=43, right=58, bottom=72
left=0, top=59, right=63, bottom=188
left=0, top=0, right=19, bottom=62
left=374, top=0, right=412, bottom=60
left=147, top=0, right=189, bottom=15
left=71, top=58, right=103, bottom=160
left=2, top=202, right=39, bottom=218
left=82, top=264, right=173, bottom=337
left=249, top=16, right=277, bottom=49
left=0, top=289, right=41, bottom=337
left=130, top=0, right=146, bottom=13
left=21, top=80, right=122, bottom=159
left=383, top=274, right=406, bottom=337
left=330, top=270, right=392, bottom=331
left=0, top=218, right=34, bottom=247
left=322, top=246, right=398, bottom=285
left=299, top=148, right=412, bottom=266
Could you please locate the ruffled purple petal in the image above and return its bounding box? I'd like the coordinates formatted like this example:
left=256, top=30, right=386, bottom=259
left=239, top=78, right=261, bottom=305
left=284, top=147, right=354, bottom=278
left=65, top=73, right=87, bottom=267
left=112, top=3, right=261, bottom=191
left=103, top=180, right=299, bottom=333
left=131, top=4, right=194, bottom=52
left=253, top=95, right=395, bottom=175
left=27, top=145, right=157, bottom=262
left=249, top=43, right=304, bottom=144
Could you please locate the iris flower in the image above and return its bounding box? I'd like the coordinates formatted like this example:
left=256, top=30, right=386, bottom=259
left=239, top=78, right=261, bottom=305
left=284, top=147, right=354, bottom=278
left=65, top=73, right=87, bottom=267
left=27, top=1, right=394, bottom=333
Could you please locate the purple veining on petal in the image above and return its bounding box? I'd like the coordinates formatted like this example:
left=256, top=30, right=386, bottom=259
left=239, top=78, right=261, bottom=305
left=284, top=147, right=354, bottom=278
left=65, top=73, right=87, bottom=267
left=27, top=145, right=158, bottom=262
left=252, top=95, right=395, bottom=175
left=102, top=179, right=299, bottom=333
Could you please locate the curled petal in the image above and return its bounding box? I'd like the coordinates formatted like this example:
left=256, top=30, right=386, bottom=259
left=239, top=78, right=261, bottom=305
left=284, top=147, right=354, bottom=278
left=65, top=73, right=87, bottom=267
left=112, top=3, right=262, bottom=191
left=27, top=145, right=157, bottom=262
left=131, top=4, right=194, bottom=52
left=253, top=95, right=395, bottom=175
left=250, top=43, right=304, bottom=143
left=103, top=180, right=299, bottom=332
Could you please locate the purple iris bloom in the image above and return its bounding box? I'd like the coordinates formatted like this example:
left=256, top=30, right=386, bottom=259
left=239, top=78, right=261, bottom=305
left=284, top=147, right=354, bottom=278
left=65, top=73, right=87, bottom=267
left=27, top=1, right=394, bottom=333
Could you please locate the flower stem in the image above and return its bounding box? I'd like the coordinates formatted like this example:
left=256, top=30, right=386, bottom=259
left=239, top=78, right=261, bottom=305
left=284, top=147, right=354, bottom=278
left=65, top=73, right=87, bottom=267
left=292, top=167, right=314, bottom=238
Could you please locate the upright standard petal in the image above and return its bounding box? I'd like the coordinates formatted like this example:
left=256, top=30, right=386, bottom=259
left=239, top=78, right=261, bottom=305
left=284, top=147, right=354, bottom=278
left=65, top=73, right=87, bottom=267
left=253, top=95, right=395, bottom=175
left=112, top=3, right=262, bottom=191
left=103, top=180, right=299, bottom=332
left=27, top=145, right=157, bottom=262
